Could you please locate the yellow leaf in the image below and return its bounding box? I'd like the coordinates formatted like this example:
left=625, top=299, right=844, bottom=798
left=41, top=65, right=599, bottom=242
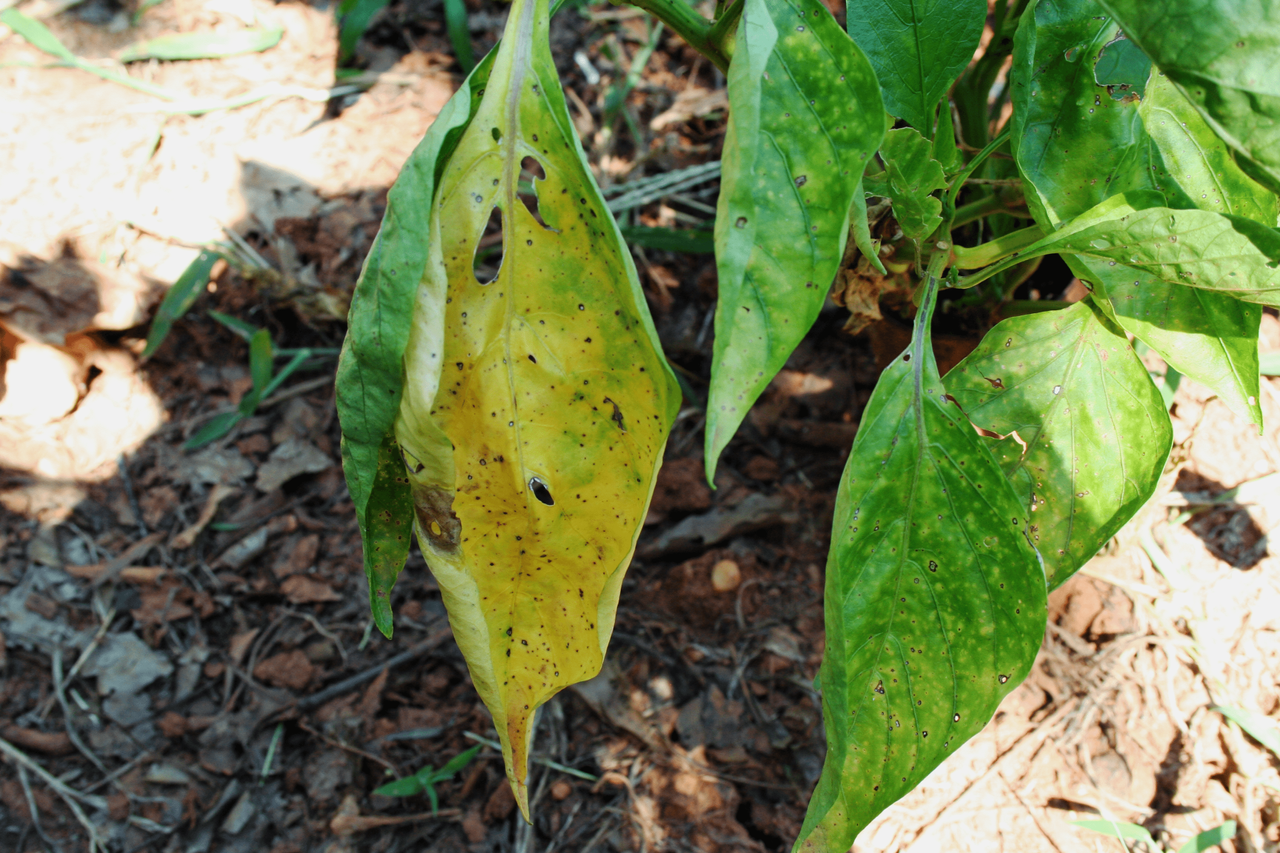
left=393, top=0, right=680, bottom=818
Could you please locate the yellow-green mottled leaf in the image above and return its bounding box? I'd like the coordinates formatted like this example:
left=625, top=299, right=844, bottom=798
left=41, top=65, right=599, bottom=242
left=706, top=0, right=884, bottom=477
left=945, top=299, right=1172, bottom=589
left=795, top=278, right=1046, bottom=851
left=393, top=0, right=680, bottom=818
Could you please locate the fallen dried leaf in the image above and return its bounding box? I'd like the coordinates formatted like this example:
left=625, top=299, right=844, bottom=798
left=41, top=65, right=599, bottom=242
left=254, top=649, right=314, bottom=690
left=170, top=483, right=236, bottom=549
left=255, top=438, right=332, bottom=492
left=228, top=628, right=259, bottom=665
left=280, top=574, right=341, bottom=604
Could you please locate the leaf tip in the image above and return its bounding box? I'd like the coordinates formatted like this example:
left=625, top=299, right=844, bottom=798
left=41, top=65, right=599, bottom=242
left=371, top=592, right=395, bottom=638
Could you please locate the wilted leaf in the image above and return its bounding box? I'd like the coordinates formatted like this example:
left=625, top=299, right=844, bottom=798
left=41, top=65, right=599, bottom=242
left=379, top=0, right=680, bottom=817
left=706, top=0, right=883, bottom=476
left=796, top=279, right=1046, bottom=852
left=945, top=299, right=1172, bottom=588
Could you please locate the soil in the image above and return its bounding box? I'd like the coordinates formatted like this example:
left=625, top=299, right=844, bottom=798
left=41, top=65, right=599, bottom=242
left=2, top=2, right=1279, bottom=852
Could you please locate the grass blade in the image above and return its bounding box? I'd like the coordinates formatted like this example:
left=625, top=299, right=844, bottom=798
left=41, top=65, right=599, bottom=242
left=442, top=0, right=474, bottom=72
left=118, top=26, right=284, bottom=63
left=1177, top=821, right=1237, bottom=853
left=184, top=411, right=243, bottom=450
left=1071, top=819, right=1156, bottom=845
left=1214, top=706, right=1280, bottom=757
left=142, top=250, right=221, bottom=358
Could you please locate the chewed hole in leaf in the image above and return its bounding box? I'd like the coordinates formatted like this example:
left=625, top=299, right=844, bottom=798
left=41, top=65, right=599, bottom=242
left=528, top=476, right=554, bottom=506
left=519, top=156, right=552, bottom=229
left=472, top=206, right=504, bottom=284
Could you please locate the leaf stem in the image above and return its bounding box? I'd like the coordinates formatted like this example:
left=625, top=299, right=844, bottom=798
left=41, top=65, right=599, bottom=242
left=951, top=224, right=1044, bottom=269
left=943, top=127, right=1011, bottom=219
left=621, top=0, right=732, bottom=73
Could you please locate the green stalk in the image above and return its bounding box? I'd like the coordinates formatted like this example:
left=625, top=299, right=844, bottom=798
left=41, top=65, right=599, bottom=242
left=943, top=127, right=1011, bottom=219
left=952, top=189, right=1029, bottom=227
left=951, top=224, right=1044, bottom=270
left=623, top=0, right=732, bottom=73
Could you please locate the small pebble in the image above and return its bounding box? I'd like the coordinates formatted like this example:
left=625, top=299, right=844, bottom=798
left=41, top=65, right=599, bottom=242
left=711, top=559, right=741, bottom=592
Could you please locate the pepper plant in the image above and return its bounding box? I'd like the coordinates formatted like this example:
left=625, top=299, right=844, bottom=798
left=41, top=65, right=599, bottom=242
left=336, top=0, right=1280, bottom=848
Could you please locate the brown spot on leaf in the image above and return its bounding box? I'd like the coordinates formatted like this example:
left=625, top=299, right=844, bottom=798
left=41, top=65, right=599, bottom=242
left=413, top=486, right=461, bottom=553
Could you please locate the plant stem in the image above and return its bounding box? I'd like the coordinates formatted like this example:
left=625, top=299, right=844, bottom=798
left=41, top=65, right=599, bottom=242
left=622, top=0, right=732, bottom=73
left=706, top=0, right=743, bottom=54
left=951, top=224, right=1044, bottom=269
left=952, top=191, right=1028, bottom=227
left=944, top=127, right=1011, bottom=217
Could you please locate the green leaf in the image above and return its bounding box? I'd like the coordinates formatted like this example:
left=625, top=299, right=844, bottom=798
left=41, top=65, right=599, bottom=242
left=1071, top=819, right=1156, bottom=845
left=260, top=349, right=312, bottom=400
left=142, top=250, right=221, bottom=359
left=337, top=0, right=391, bottom=62
left=442, top=0, right=475, bottom=72
left=242, top=328, right=274, bottom=415
left=183, top=411, right=243, bottom=450
left=1009, top=4, right=1265, bottom=426
left=620, top=225, right=714, bottom=253
left=363, top=433, right=415, bottom=637
left=945, top=299, right=1172, bottom=589
left=1030, top=201, right=1280, bottom=308
left=1177, top=821, right=1238, bottom=853
left=117, top=26, right=284, bottom=62
left=1009, top=0, right=1152, bottom=228
left=335, top=46, right=494, bottom=549
left=0, top=8, right=180, bottom=100
left=1095, top=0, right=1280, bottom=195
left=1139, top=72, right=1279, bottom=226
left=0, top=8, right=74, bottom=61
left=844, top=0, right=987, bottom=131
left=1214, top=706, right=1280, bottom=757
left=386, top=0, right=680, bottom=818
left=208, top=310, right=258, bottom=341
left=850, top=176, right=887, bottom=275
left=795, top=278, right=1046, bottom=852
left=706, top=0, right=884, bottom=477
left=372, top=772, right=428, bottom=798
left=874, top=127, right=947, bottom=245
left=433, top=744, right=481, bottom=780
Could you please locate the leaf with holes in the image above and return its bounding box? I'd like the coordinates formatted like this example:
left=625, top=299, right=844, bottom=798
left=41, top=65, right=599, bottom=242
left=944, top=299, right=1172, bottom=589
left=1095, top=0, right=1280, bottom=195
left=844, top=0, right=986, bottom=131
left=795, top=278, right=1046, bottom=852
left=706, top=0, right=883, bottom=477
left=1009, top=0, right=1265, bottom=426
left=389, top=0, right=680, bottom=818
